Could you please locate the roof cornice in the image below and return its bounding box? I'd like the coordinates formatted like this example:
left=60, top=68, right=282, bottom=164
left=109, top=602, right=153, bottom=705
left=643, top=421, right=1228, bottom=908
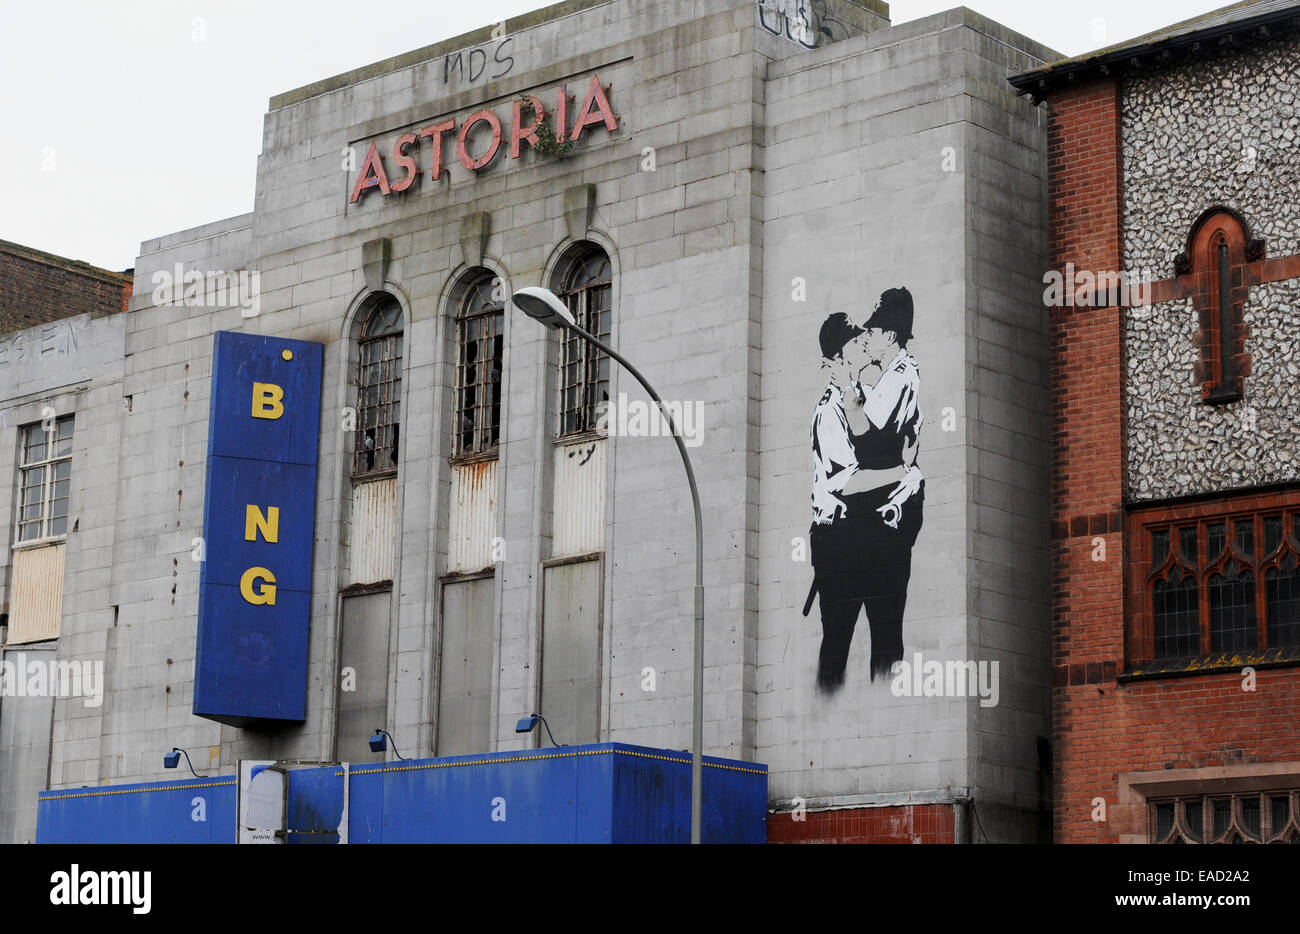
left=1008, top=1, right=1300, bottom=103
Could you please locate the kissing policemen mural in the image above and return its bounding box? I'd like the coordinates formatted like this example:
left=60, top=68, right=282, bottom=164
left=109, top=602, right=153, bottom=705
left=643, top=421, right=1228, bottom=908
left=804, top=288, right=924, bottom=693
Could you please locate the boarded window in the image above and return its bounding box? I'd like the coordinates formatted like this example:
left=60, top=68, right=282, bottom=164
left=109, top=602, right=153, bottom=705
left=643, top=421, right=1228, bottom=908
left=437, top=576, right=495, bottom=756
left=9, top=416, right=73, bottom=644
left=348, top=476, right=396, bottom=586
left=540, top=560, right=602, bottom=745
left=7, top=544, right=65, bottom=644
left=337, top=591, right=391, bottom=761
left=448, top=459, right=498, bottom=574
left=551, top=439, right=606, bottom=558
left=0, top=645, right=57, bottom=841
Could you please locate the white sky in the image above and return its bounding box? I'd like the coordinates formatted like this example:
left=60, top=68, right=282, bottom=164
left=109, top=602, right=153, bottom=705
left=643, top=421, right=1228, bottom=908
left=0, top=0, right=1227, bottom=271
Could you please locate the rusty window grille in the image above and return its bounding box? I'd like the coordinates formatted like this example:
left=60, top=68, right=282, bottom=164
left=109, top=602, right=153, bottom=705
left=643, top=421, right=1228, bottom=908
left=1151, top=790, right=1300, bottom=843
left=353, top=298, right=402, bottom=478
left=454, top=275, right=504, bottom=456
left=16, top=415, right=74, bottom=544
left=557, top=250, right=612, bottom=438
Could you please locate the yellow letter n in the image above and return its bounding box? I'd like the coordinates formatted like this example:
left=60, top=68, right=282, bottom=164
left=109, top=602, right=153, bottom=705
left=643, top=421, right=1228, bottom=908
left=245, top=505, right=280, bottom=543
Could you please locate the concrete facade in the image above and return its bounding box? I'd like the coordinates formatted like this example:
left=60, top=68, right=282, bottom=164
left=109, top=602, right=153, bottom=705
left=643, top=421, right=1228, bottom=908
left=0, top=0, right=1055, bottom=844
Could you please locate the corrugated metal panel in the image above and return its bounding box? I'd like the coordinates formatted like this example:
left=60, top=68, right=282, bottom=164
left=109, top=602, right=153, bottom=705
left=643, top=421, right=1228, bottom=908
left=437, top=576, right=494, bottom=756
left=8, top=543, right=65, bottom=643
left=448, top=460, right=497, bottom=573
left=350, top=477, right=396, bottom=585
left=541, top=559, right=602, bottom=745
left=338, top=591, right=391, bottom=761
left=552, top=438, right=605, bottom=557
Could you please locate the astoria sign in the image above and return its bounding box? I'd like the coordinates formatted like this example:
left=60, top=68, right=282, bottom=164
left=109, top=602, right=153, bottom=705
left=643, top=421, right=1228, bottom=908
left=349, top=72, right=619, bottom=203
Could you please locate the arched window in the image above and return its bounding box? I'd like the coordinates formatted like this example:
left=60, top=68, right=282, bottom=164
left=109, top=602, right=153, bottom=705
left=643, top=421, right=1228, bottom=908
left=556, top=248, right=612, bottom=437
left=354, top=296, right=403, bottom=477
left=1177, top=207, right=1262, bottom=405
left=1152, top=791, right=1300, bottom=844
left=453, top=274, right=504, bottom=456
left=1136, top=504, right=1300, bottom=664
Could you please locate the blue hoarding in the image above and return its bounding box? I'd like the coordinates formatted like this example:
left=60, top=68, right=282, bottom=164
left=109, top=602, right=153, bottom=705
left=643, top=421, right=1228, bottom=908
left=36, top=744, right=769, bottom=844
left=193, top=331, right=323, bottom=725
left=336, top=744, right=768, bottom=843
left=36, top=777, right=238, bottom=844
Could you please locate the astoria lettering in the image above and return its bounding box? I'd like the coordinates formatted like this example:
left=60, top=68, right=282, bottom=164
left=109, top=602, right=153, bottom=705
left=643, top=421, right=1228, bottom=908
left=350, top=72, right=618, bottom=203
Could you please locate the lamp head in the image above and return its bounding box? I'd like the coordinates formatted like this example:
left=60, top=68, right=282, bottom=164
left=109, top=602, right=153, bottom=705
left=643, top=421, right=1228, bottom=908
left=511, top=287, right=574, bottom=331
left=368, top=730, right=387, bottom=753
left=515, top=715, right=540, bottom=734
left=163, top=750, right=181, bottom=769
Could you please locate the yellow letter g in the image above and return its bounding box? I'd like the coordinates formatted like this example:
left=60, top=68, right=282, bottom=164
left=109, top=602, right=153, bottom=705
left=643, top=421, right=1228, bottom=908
left=240, top=567, right=277, bottom=606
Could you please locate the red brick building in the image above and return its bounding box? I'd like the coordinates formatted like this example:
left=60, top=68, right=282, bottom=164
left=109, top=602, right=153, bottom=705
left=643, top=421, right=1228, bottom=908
left=0, top=239, right=131, bottom=337
left=1012, top=0, right=1300, bottom=843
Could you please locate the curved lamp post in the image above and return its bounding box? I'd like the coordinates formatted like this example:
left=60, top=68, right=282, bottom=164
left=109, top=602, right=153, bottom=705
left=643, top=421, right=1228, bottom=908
left=163, top=747, right=202, bottom=778
left=368, top=728, right=407, bottom=759
left=515, top=713, right=564, bottom=747
left=511, top=286, right=706, bottom=845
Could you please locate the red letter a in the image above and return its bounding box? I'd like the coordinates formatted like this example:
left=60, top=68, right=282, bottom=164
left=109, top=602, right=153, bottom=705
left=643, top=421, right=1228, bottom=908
left=570, top=74, right=619, bottom=142
left=349, top=142, right=392, bottom=203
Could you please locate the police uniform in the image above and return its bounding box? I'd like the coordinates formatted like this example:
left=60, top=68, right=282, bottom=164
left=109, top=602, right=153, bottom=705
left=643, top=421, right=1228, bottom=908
left=846, top=348, right=924, bottom=681
left=808, top=288, right=924, bottom=691
left=810, top=380, right=858, bottom=525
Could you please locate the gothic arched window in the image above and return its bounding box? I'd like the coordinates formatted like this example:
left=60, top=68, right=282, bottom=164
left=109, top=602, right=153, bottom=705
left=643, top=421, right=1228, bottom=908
left=556, top=247, right=612, bottom=437
left=1177, top=208, right=1262, bottom=405
left=354, top=296, right=403, bottom=477
left=453, top=273, right=505, bottom=456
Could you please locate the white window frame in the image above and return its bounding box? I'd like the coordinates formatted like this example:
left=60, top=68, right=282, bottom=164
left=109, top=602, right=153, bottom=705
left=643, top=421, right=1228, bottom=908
left=14, top=415, right=74, bottom=548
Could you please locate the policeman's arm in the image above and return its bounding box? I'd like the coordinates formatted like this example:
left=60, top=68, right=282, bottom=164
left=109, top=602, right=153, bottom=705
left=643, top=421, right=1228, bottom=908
left=841, top=464, right=907, bottom=495
left=844, top=387, right=870, bottom=435
left=845, top=368, right=911, bottom=432
left=817, top=404, right=859, bottom=489
left=901, top=432, right=919, bottom=467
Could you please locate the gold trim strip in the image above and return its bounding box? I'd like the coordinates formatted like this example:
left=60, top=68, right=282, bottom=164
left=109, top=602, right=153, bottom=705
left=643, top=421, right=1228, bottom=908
left=335, top=747, right=766, bottom=777
left=41, top=779, right=238, bottom=802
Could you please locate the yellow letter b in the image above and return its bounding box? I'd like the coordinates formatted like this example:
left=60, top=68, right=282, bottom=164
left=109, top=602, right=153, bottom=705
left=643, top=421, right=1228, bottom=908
left=251, top=382, right=284, bottom=419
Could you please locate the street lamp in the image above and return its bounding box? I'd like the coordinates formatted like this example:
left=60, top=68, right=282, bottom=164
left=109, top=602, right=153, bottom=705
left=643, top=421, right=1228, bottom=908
left=368, top=728, right=407, bottom=759
left=511, top=285, right=706, bottom=844
left=162, top=747, right=201, bottom=778
left=515, top=713, right=564, bottom=747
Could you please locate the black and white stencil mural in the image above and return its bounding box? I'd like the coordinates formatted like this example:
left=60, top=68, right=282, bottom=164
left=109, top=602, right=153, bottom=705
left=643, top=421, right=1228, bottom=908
left=804, top=288, right=925, bottom=693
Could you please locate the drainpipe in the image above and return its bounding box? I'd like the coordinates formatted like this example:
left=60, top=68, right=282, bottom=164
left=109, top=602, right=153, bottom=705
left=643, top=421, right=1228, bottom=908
left=954, top=795, right=973, bottom=844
